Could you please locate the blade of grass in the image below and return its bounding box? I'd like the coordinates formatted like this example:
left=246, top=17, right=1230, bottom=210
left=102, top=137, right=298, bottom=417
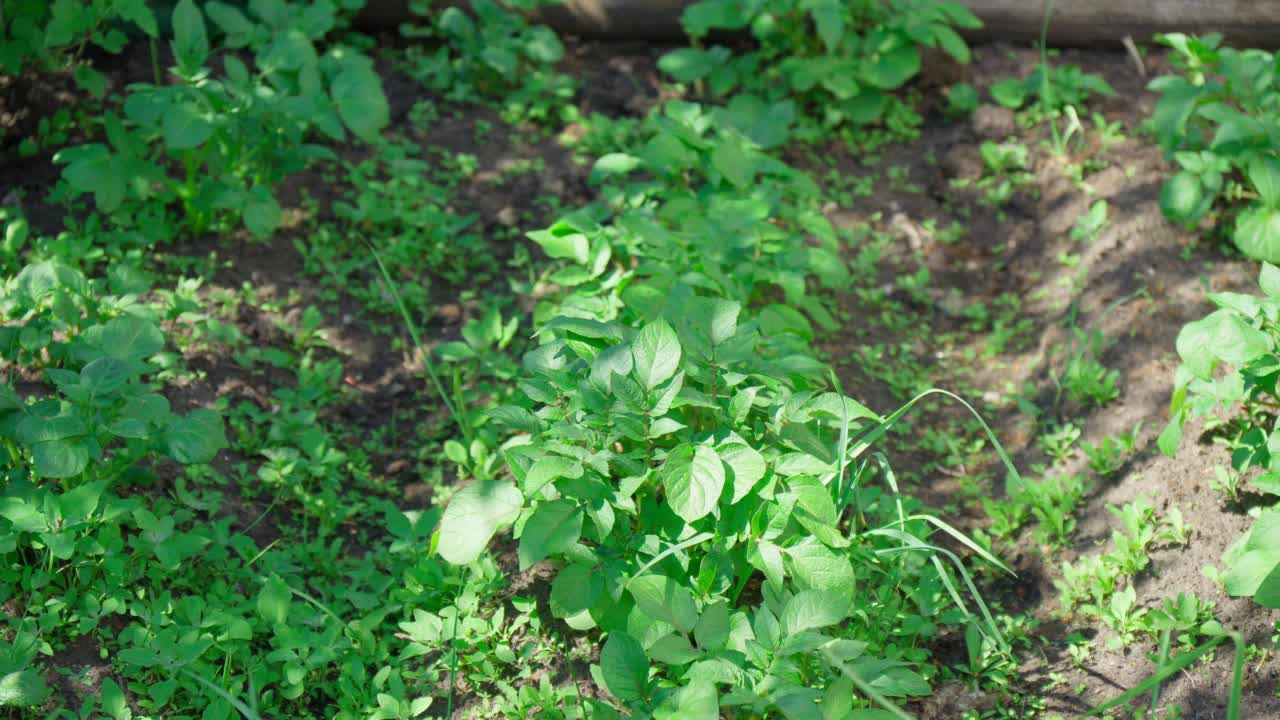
left=1088, top=631, right=1243, bottom=719
left=360, top=235, right=462, bottom=435
left=180, top=669, right=264, bottom=720
left=821, top=647, right=917, bottom=720
left=851, top=389, right=1024, bottom=490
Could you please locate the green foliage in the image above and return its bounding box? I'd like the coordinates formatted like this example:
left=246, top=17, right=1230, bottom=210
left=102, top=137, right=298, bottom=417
left=429, top=98, right=1013, bottom=717
left=1081, top=423, right=1140, bottom=477
left=403, top=0, right=574, bottom=124
left=989, top=62, right=1113, bottom=114
left=1058, top=326, right=1119, bottom=408
left=0, top=0, right=157, bottom=94
left=660, top=0, right=980, bottom=136
left=944, top=81, right=980, bottom=117
left=1071, top=199, right=1109, bottom=242
left=1149, top=33, right=1280, bottom=262
left=54, top=0, right=388, bottom=240
left=1164, top=265, right=1280, bottom=605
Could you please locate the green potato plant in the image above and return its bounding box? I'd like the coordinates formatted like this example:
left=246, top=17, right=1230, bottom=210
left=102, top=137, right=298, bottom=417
left=430, top=99, right=1016, bottom=718
left=0, top=0, right=157, bottom=97
left=1150, top=33, right=1280, bottom=262
left=1163, top=261, right=1280, bottom=608
left=402, top=0, right=574, bottom=124
left=54, top=0, right=389, bottom=241
left=658, top=0, right=981, bottom=136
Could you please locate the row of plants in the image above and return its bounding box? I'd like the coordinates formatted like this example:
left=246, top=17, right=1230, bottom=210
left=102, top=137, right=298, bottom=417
left=413, top=4, right=1048, bottom=717
left=1152, top=30, right=1280, bottom=626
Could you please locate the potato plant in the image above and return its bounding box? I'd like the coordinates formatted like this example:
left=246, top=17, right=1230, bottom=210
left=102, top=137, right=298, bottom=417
left=1150, top=33, right=1280, bottom=262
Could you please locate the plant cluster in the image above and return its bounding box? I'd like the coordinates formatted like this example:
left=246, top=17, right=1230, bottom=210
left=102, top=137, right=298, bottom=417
left=428, top=91, right=1018, bottom=715
left=1150, top=33, right=1280, bottom=262
left=1054, top=497, right=1190, bottom=646
left=657, top=0, right=981, bottom=141
left=401, top=0, right=574, bottom=125
left=54, top=0, right=388, bottom=241
left=1163, top=261, right=1280, bottom=607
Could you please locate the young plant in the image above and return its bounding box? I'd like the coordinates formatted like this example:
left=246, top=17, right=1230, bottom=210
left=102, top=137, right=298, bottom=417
left=1039, top=421, right=1081, bottom=462
left=1082, top=423, right=1140, bottom=477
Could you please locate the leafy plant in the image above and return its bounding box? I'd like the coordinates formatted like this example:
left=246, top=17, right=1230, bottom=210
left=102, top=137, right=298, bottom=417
left=659, top=0, right=981, bottom=136
left=1149, top=33, right=1280, bottom=262
left=990, top=62, right=1114, bottom=115
left=945, top=81, right=979, bottom=117
left=54, top=0, right=389, bottom=240
left=1072, top=199, right=1109, bottom=241
left=429, top=98, right=1018, bottom=718
left=1039, top=421, right=1081, bottom=462
left=1161, top=261, right=1280, bottom=606
left=0, top=0, right=157, bottom=96
left=1058, top=326, right=1119, bottom=408
left=1013, top=471, right=1087, bottom=545
left=402, top=0, right=573, bottom=124
left=1082, top=423, right=1140, bottom=477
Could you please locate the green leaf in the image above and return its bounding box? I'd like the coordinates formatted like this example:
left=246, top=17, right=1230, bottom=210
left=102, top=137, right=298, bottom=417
left=32, top=439, right=90, bottom=479
left=1236, top=206, right=1280, bottom=263
left=243, top=186, right=282, bottom=239
left=1262, top=263, right=1280, bottom=298
left=100, top=677, right=128, bottom=719
left=660, top=444, right=725, bottom=523
left=589, top=153, right=642, bottom=185
left=99, top=316, right=165, bottom=362
left=600, top=632, right=649, bottom=702
left=205, top=2, right=256, bottom=46
left=1223, top=508, right=1280, bottom=597
left=171, top=0, right=209, bottom=73
left=809, top=0, right=844, bottom=51
left=73, top=66, right=108, bottom=99
left=653, top=682, right=718, bottom=720
left=118, top=0, right=159, bottom=37
left=257, top=575, right=292, bottom=624
left=658, top=47, right=723, bottom=83
left=989, top=78, right=1027, bottom=109
left=1249, top=156, right=1280, bottom=207
left=787, top=541, right=857, bottom=598
left=551, top=563, right=602, bottom=619
left=161, top=100, right=212, bottom=150
left=861, top=46, right=920, bottom=90
left=332, top=68, right=389, bottom=143
left=721, top=443, right=765, bottom=503
left=518, top=500, right=582, bottom=570
left=629, top=573, right=699, bottom=633
left=782, top=589, right=848, bottom=633
left=632, top=319, right=682, bottom=391
left=1160, top=171, right=1205, bottom=224
left=0, top=670, right=48, bottom=707
left=711, top=140, right=755, bottom=189
left=1176, top=308, right=1271, bottom=380
left=528, top=221, right=590, bottom=264
left=164, top=409, right=227, bottom=464
left=523, top=455, right=583, bottom=496
left=436, top=481, right=523, bottom=565
left=930, top=23, right=970, bottom=63
left=694, top=601, right=730, bottom=651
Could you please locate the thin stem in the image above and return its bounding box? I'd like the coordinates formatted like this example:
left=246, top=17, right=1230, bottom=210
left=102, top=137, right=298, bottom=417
left=361, top=236, right=462, bottom=434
